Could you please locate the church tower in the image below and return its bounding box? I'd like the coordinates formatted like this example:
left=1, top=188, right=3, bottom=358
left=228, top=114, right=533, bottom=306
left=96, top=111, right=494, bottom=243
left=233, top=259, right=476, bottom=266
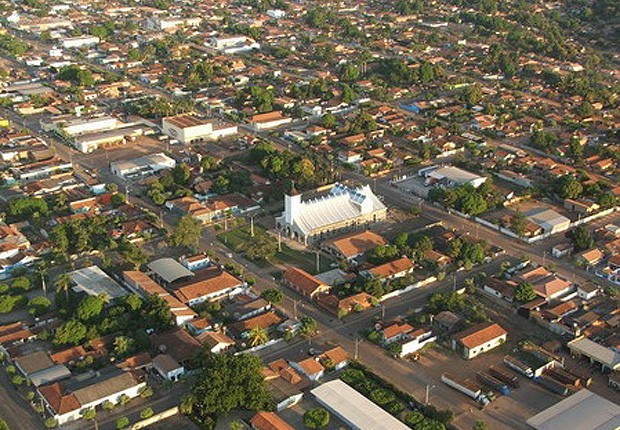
left=284, top=182, right=301, bottom=226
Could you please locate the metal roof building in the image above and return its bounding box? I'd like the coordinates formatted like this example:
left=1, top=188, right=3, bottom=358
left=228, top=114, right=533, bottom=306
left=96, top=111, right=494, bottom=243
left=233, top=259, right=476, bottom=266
left=69, top=266, right=128, bottom=299
left=147, top=258, right=194, bottom=285
left=311, top=379, right=410, bottom=430
left=567, top=337, right=620, bottom=371
left=527, top=389, right=620, bottom=430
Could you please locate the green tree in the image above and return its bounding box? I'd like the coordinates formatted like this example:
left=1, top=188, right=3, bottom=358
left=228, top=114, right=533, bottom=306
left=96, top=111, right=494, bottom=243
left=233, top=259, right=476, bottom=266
left=76, top=295, right=105, bottom=321
left=321, top=113, right=337, bottom=129
left=299, top=316, right=317, bottom=337
left=510, top=212, right=527, bottom=237
left=260, top=288, right=284, bottom=305
left=28, top=295, right=52, bottom=317
left=140, top=407, right=154, bottom=419
left=181, top=353, right=273, bottom=428
left=113, top=336, right=135, bottom=357
left=170, top=215, right=202, bottom=250
left=303, top=408, right=330, bottom=429
left=55, top=274, right=72, bottom=301
left=44, top=417, right=58, bottom=428
left=514, top=282, right=537, bottom=302
left=116, top=417, right=130, bottom=429
left=247, top=326, right=269, bottom=347
left=81, top=408, right=96, bottom=421
left=555, top=175, right=583, bottom=199
left=54, top=319, right=87, bottom=346
left=568, top=226, right=594, bottom=251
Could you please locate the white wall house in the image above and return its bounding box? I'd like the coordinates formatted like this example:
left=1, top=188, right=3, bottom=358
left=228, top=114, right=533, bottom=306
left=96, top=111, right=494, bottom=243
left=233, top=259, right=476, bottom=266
left=61, top=36, right=100, bottom=49
left=162, top=114, right=238, bottom=144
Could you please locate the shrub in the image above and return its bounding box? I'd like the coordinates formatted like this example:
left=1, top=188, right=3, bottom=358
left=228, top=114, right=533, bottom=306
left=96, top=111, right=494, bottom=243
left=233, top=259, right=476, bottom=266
left=11, top=375, right=24, bottom=385
left=369, top=388, right=395, bottom=406
left=44, top=418, right=58, bottom=428
left=139, top=386, right=154, bottom=398
left=303, top=408, right=330, bottom=429
left=140, top=407, right=154, bottom=419
left=102, top=400, right=115, bottom=411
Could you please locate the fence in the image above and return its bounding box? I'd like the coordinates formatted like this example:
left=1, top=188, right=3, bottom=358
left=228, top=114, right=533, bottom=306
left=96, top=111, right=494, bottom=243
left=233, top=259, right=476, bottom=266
left=130, top=406, right=179, bottom=430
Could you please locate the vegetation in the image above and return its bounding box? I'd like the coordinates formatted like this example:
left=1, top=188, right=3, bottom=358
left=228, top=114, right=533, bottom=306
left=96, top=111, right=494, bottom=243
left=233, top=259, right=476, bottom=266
left=181, top=352, right=273, bottom=429
left=303, top=408, right=330, bottom=429
left=170, top=215, right=202, bottom=250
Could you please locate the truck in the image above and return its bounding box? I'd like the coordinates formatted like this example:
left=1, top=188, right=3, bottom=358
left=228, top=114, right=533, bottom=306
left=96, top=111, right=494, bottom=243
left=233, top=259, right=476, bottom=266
left=441, top=373, right=492, bottom=406
left=544, top=367, right=581, bottom=387
left=489, top=366, right=520, bottom=388
left=536, top=375, right=571, bottom=396
left=477, top=371, right=511, bottom=396
left=504, top=355, right=534, bottom=378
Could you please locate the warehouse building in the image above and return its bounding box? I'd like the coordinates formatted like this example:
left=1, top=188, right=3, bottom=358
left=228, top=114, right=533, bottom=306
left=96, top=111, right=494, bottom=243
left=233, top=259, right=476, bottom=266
left=162, top=114, right=238, bottom=144
left=527, top=389, right=620, bottom=430
left=110, top=152, right=176, bottom=179
left=311, top=380, right=410, bottom=430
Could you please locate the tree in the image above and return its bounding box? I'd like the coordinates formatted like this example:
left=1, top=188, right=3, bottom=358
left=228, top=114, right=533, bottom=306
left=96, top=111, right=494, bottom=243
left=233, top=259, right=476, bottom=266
left=44, top=418, right=58, bottom=428
left=171, top=163, right=191, bottom=186
left=568, top=226, right=594, bottom=251
left=54, top=274, right=72, bottom=301
left=76, top=294, right=105, bottom=321
left=181, top=352, right=273, bottom=428
left=339, top=63, right=360, bottom=82
left=245, top=235, right=278, bottom=261
left=321, top=113, right=337, bottom=129
left=461, top=85, right=483, bottom=105
left=247, top=326, right=269, bottom=347
left=514, top=282, right=537, bottom=302
left=170, top=215, right=202, bottom=250
left=54, top=320, right=87, bottom=346
left=119, top=241, right=147, bottom=270
left=261, top=288, right=284, bottom=305
left=140, top=408, right=154, bottom=419
left=28, top=295, right=52, bottom=317
left=81, top=408, right=96, bottom=421
left=116, top=417, right=130, bottom=429
left=510, top=212, right=527, bottom=237
left=555, top=175, right=583, bottom=199
left=303, top=408, right=330, bottom=429
left=11, top=276, right=31, bottom=292
left=0, top=419, right=9, bottom=430
left=229, top=421, right=245, bottom=430
left=299, top=316, right=317, bottom=337
left=113, top=336, right=135, bottom=357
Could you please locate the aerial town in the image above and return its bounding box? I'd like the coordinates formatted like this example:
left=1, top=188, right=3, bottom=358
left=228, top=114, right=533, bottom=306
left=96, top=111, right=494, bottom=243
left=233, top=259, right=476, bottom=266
left=0, top=0, right=617, bottom=429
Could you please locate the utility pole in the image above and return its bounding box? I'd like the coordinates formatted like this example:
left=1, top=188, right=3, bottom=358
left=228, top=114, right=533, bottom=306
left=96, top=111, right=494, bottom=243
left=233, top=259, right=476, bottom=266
left=250, top=215, right=255, bottom=237
left=293, top=300, right=298, bottom=320
left=453, top=272, right=457, bottom=291
left=354, top=338, right=361, bottom=360
left=542, top=250, right=547, bottom=267
left=41, top=273, right=46, bottom=295
left=425, top=384, right=435, bottom=405
left=224, top=215, right=228, bottom=231
left=278, top=231, right=282, bottom=252
left=315, top=250, right=320, bottom=273
left=381, top=303, right=385, bottom=319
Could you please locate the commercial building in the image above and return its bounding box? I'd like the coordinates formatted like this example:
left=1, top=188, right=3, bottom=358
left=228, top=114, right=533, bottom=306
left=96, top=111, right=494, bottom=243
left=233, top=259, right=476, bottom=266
left=311, top=379, right=410, bottom=430
left=526, top=389, right=620, bottom=430
left=69, top=266, right=128, bottom=300
left=276, top=183, right=387, bottom=244
left=207, top=36, right=260, bottom=54
left=162, top=114, right=238, bottom=144
left=421, top=165, right=487, bottom=188
left=525, top=208, right=571, bottom=234
left=567, top=337, right=620, bottom=371
left=451, top=322, right=507, bottom=359
left=249, top=111, right=292, bottom=131
left=60, top=36, right=100, bottom=49
left=110, top=153, right=176, bottom=179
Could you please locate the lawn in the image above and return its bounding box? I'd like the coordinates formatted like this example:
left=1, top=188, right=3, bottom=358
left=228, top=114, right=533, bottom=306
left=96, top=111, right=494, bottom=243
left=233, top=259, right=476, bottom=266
left=217, top=225, right=334, bottom=274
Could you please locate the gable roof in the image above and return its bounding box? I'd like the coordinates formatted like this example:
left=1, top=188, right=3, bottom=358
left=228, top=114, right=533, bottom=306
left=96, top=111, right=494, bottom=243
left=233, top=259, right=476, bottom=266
left=283, top=267, right=328, bottom=296
left=367, top=257, right=413, bottom=278
left=251, top=412, right=295, bottom=430
left=453, top=322, right=507, bottom=349
left=324, top=230, right=387, bottom=258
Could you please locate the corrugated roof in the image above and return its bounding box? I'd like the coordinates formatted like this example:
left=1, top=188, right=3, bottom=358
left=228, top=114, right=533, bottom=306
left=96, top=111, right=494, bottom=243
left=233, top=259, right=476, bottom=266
left=147, top=258, right=194, bottom=284
left=311, top=380, right=410, bottom=430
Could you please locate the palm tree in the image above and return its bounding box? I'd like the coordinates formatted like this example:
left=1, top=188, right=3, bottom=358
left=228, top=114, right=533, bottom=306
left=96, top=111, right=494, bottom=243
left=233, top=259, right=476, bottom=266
left=248, top=326, right=269, bottom=347
left=54, top=274, right=72, bottom=301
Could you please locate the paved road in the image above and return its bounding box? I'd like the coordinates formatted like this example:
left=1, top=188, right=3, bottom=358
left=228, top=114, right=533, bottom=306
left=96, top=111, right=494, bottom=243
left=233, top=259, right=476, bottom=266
left=0, top=366, right=46, bottom=430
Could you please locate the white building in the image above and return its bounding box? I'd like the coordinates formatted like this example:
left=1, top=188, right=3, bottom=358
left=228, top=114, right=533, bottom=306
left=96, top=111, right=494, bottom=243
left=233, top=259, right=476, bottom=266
left=55, top=116, right=118, bottom=137
left=399, top=328, right=437, bottom=358
left=145, top=16, right=201, bottom=31
left=311, top=380, right=410, bottom=430
left=110, top=152, right=176, bottom=179
left=208, top=36, right=260, bottom=54
left=423, top=165, right=487, bottom=188
left=162, top=114, right=238, bottom=144
left=525, top=208, right=571, bottom=234
left=61, top=36, right=100, bottom=49
left=152, top=354, right=184, bottom=381
left=276, top=183, right=387, bottom=244
left=38, top=369, right=146, bottom=425
left=452, top=322, right=507, bottom=360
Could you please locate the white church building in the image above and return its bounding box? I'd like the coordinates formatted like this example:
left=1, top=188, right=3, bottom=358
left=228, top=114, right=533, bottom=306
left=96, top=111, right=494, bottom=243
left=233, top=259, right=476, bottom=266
left=276, top=183, right=388, bottom=244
